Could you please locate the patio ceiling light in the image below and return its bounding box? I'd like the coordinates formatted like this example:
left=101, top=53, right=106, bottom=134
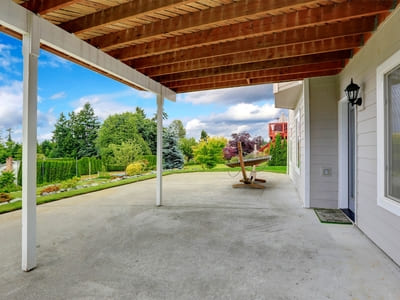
left=345, top=78, right=362, bottom=106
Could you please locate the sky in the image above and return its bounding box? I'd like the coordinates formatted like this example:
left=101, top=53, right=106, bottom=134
left=0, top=32, right=284, bottom=143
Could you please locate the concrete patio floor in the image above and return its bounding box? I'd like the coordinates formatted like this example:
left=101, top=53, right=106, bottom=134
left=0, top=172, right=399, bottom=299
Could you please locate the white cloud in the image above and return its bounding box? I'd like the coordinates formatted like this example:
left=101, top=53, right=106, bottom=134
left=50, top=91, right=66, bottom=100
left=39, top=51, right=71, bottom=68
left=0, top=43, right=22, bottom=74
left=179, top=84, right=274, bottom=105
left=72, top=89, right=153, bottom=121
left=0, top=81, right=23, bottom=129
left=0, top=81, right=57, bottom=142
left=210, top=102, right=279, bottom=123
left=184, top=101, right=282, bottom=141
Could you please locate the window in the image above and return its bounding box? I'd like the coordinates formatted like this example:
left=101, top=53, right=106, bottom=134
left=295, top=112, right=301, bottom=170
left=377, top=50, right=400, bottom=216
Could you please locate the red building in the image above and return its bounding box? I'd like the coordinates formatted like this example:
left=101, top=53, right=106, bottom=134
left=268, top=122, right=288, bottom=142
left=259, top=118, right=288, bottom=153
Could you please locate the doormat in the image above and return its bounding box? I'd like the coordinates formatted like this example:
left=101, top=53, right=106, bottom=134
left=314, top=209, right=352, bottom=225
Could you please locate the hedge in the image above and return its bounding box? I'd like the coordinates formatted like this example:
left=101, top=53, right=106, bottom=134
left=17, top=157, right=103, bottom=185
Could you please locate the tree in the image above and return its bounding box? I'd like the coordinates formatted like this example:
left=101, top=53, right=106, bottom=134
left=223, top=132, right=264, bottom=159
left=178, top=137, right=197, bottom=161
left=73, top=102, right=100, bottom=158
left=131, top=108, right=158, bottom=154
left=200, top=129, right=208, bottom=141
left=268, top=134, right=287, bottom=166
left=97, top=112, right=151, bottom=164
left=169, top=120, right=186, bottom=139
left=105, top=141, right=145, bottom=169
left=52, top=112, right=77, bottom=158
left=38, top=140, right=55, bottom=158
left=193, top=137, right=227, bottom=169
left=163, top=128, right=184, bottom=169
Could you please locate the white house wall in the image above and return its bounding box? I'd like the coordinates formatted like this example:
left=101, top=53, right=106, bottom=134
left=309, top=76, right=339, bottom=208
left=339, top=7, right=400, bottom=265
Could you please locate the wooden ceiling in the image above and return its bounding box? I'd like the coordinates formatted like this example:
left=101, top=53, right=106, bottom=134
left=12, top=0, right=397, bottom=93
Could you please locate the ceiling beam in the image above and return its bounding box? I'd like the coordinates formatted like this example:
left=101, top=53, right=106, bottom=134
left=22, top=0, right=80, bottom=15
left=60, top=0, right=198, bottom=34
left=166, top=61, right=344, bottom=89
left=104, top=0, right=393, bottom=60
left=155, top=50, right=351, bottom=83
left=139, top=35, right=362, bottom=76
left=88, top=0, right=323, bottom=50
left=174, top=69, right=341, bottom=93
left=128, top=17, right=375, bottom=69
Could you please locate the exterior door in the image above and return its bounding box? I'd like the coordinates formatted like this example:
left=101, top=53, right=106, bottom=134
left=347, top=103, right=356, bottom=220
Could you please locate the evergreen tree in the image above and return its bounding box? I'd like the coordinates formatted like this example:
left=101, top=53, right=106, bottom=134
left=269, top=134, right=287, bottom=166
left=163, top=128, right=184, bottom=169
left=73, top=102, right=100, bottom=158
left=52, top=112, right=77, bottom=157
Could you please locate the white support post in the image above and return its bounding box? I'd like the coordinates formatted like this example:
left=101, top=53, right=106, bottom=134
left=21, top=14, right=39, bottom=272
left=156, top=93, right=164, bottom=207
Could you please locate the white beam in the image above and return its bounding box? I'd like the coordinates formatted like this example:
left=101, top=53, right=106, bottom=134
left=21, top=13, right=39, bottom=272
left=156, top=94, right=164, bottom=207
left=0, top=0, right=176, bottom=102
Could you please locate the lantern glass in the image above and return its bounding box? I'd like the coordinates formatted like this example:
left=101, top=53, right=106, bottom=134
left=345, top=78, right=360, bottom=103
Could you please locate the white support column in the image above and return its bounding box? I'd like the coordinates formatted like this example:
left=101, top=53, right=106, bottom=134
left=21, top=14, right=39, bottom=272
left=156, top=93, right=164, bottom=207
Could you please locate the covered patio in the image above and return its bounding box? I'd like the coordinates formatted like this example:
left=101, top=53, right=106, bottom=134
left=1, top=172, right=399, bottom=299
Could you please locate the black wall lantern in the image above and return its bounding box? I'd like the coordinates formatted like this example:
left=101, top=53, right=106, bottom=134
left=344, top=78, right=362, bottom=106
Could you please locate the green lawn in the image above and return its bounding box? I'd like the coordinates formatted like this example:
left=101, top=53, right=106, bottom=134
left=0, top=164, right=286, bottom=215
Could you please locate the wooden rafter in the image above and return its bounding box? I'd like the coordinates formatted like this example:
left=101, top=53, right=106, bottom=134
left=60, top=0, right=199, bottom=33
left=105, top=0, right=393, bottom=60
left=138, top=36, right=362, bottom=77
left=88, top=0, right=327, bottom=50
left=166, top=61, right=344, bottom=89
left=128, top=17, right=375, bottom=69
left=155, top=50, right=352, bottom=83
left=174, top=70, right=341, bottom=93
left=13, top=0, right=397, bottom=93
left=22, top=0, right=80, bottom=15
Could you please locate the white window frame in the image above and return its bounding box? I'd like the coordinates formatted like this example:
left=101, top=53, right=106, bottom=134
left=377, top=49, right=400, bottom=216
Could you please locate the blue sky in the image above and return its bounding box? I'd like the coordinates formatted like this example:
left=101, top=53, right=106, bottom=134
left=0, top=32, right=283, bottom=143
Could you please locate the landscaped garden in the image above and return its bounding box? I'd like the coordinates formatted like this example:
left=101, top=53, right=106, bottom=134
left=0, top=102, right=287, bottom=215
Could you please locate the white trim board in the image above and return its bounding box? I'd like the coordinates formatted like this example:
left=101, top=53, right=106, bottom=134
left=376, top=48, right=400, bottom=217
left=0, top=0, right=176, bottom=101
left=338, top=97, right=349, bottom=210
left=303, top=79, right=311, bottom=208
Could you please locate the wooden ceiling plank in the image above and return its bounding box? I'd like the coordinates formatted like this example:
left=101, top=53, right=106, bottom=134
left=155, top=50, right=351, bottom=83
left=60, top=0, right=202, bottom=33
left=166, top=60, right=344, bottom=88
left=88, top=0, right=326, bottom=49
left=129, top=17, right=375, bottom=68
left=174, top=69, right=341, bottom=93
left=139, top=35, right=361, bottom=76
left=105, top=0, right=393, bottom=60
left=22, top=0, right=81, bottom=15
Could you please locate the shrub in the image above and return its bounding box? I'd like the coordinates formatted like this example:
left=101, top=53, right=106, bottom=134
left=60, top=177, right=80, bottom=189
left=126, top=162, right=143, bottom=176
left=40, top=185, right=60, bottom=195
left=0, top=193, right=12, bottom=203
left=0, top=171, right=15, bottom=189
